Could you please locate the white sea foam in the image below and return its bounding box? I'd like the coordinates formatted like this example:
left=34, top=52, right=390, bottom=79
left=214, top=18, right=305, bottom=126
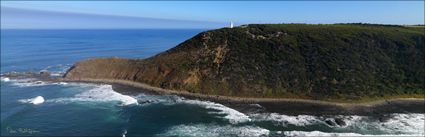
left=6, top=77, right=80, bottom=87
left=47, top=85, right=138, bottom=106
left=180, top=100, right=251, bottom=124
left=49, top=73, right=62, bottom=77
left=122, top=129, right=127, bottom=137
left=369, top=113, right=424, bottom=135
left=158, top=124, right=269, bottom=137
left=330, top=113, right=424, bottom=135
left=283, top=130, right=422, bottom=137
left=1, top=77, right=10, bottom=82
left=56, top=82, right=68, bottom=85
left=250, top=113, right=323, bottom=126
left=250, top=113, right=424, bottom=136
left=133, top=95, right=251, bottom=124
left=55, top=82, right=94, bottom=88
left=10, top=79, right=49, bottom=87
left=18, top=96, right=45, bottom=105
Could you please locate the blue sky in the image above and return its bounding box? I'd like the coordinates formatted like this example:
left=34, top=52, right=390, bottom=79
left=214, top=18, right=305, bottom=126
left=1, top=1, right=424, bottom=29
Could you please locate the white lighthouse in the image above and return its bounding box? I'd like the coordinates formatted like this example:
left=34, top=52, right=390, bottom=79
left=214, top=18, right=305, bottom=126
left=230, top=21, right=234, bottom=28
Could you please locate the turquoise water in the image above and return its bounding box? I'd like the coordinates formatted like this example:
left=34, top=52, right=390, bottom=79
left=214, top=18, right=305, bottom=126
left=1, top=29, right=424, bottom=137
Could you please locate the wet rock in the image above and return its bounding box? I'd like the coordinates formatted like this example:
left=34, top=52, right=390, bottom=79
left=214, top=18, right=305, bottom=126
left=335, top=118, right=347, bottom=126
left=39, top=71, right=51, bottom=77
left=378, top=115, right=391, bottom=122
left=139, top=100, right=154, bottom=104
left=325, top=119, right=336, bottom=126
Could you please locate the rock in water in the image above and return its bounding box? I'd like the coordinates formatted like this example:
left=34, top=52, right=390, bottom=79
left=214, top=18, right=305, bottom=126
left=31, top=96, right=45, bottom=105
left=39, top=71, right=51, bottom=77
left=325, top=120, right=336, bottom=126
left=335, top=118, right=347, bottom=126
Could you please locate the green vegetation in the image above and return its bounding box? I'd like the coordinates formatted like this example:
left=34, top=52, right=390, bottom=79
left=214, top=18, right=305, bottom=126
left=66, top=24, right=425, bottom=101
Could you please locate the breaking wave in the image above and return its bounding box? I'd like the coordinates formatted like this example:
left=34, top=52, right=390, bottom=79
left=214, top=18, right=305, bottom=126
left=133, top=94, right=251, bottom=124
left=282, top=130, right=422, bottom=137
left=363, top=113, right=424, bottom=135
left=46, top=85, right=138, bottom=106
left=18, top=96, right=45, bottom=105
left=158, top=124, right=269, bottom=137
left=180, top=100, right=251, bottom=124
left=1, top=77, right=10, bottom=82
left=250, top=113, right=424, bottom=136
left=250, top=113, right=324, bottom=127
left=10, top=78, right=50, bottom=87
left=2, top=77, right=66, bottom=87
left=1, top=64, right=71, bottom=86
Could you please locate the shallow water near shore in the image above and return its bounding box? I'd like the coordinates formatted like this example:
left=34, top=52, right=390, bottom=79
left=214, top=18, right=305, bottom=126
left=1, top=29, right=424, bottom=136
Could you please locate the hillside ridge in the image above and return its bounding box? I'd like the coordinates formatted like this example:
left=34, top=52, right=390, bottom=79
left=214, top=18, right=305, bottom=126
left=64, top=24, right=425, bottom=101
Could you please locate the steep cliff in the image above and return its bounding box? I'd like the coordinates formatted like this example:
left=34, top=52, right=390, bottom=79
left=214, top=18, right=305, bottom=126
left=64, top=24, right=425, bottom=100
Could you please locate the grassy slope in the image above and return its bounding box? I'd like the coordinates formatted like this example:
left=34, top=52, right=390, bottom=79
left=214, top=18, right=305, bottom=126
left=65, top=24, right=425, bottom=102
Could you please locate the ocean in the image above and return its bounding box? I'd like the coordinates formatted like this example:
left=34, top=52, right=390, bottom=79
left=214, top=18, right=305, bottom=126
left=1, top=29, right=424, bottom=137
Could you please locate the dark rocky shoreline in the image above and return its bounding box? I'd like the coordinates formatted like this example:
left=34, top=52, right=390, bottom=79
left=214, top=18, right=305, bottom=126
left=110, top=81, right=425, bottom=116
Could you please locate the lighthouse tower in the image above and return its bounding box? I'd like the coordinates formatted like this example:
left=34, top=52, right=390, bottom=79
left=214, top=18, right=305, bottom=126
left=230, top=21, right=234, bottom=28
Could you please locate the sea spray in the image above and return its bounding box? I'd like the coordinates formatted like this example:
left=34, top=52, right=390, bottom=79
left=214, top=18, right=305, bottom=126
left=1, top=77, right=10, bottom=82
left=250, top=113, right=425, bottom=136
left=133, top=94, right=251, bottom=124
left=179, top=100, right=251, bottom=124
left=249, top=113, right=324, bottom=127
left=9, top=78, right=48, bottom=87
left=46, top=84, right=139, bottom=106
left=18, top=96, right=45, bottom=105
left=282, top=130, right=423, bottom=137
left=158, top=124, right=269, bottom=137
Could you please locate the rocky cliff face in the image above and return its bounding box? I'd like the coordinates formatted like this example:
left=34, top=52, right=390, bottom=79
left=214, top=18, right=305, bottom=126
left=64, top=24, right=425, bottom=100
